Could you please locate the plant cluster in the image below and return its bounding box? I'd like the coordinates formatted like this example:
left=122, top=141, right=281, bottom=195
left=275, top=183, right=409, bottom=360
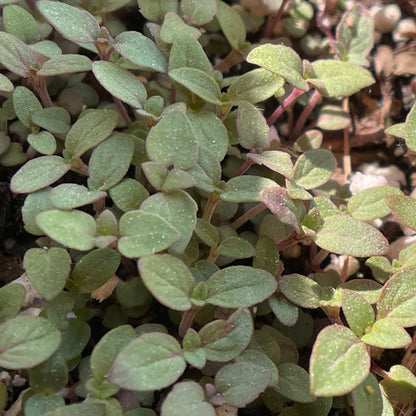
left=1, top=0, right=416, bottom=415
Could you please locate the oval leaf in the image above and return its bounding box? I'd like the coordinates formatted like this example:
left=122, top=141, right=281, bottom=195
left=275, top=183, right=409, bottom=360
left=36, top=209, right=96, bottom=251
left=206, top=266, right=277, bottom=307
left=387, top=194, right=416, bottom=230
left=310, top=325, right=370, bottom=396
left=313, top=215, right=389, bottom=257
left=92, top=61, right=147, bottom=109
left=10, top=156, right=70, bottom=194
left=138, top=254, right=194, bottom=311
left=0, top=316, right=61, bottom=369
left=109, top=332, right=186, bottom=391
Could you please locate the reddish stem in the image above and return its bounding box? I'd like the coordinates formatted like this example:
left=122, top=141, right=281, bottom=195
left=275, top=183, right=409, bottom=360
left=113, top=97, right=132, bottom=126
left=267, top=88, right=305, bottom=126
left=231, top=159, right=254, bottom=178
left=291, top=90, right=322, bottom=139
left=263, top=0, right=291, bottom=38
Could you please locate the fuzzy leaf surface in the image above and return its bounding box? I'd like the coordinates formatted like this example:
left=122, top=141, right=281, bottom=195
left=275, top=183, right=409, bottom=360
left=310, top=325, right=370, bottom=396
left=139, top=254, right=194, bottom=311
left=313, top=215, right=388, bottom=257
left=206, top=266, right=277, bottom=307
left=0, top=316, right=61, bottom=369
left=109, top=332, right=186, bottom=391
left=247, top=44, right=308, bottom=90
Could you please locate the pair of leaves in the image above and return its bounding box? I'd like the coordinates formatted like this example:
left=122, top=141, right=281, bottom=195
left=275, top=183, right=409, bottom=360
left=138, top=254, right=277, bottom=311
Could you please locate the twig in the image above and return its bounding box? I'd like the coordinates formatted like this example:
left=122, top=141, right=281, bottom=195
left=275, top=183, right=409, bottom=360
left=263, top=0, right=291, bottom=39
left=267, top=88, right=305, bottom=126
left=231, top=202, right=266, bottom=230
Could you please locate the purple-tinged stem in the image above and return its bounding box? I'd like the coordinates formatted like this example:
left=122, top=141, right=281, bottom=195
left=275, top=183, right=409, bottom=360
left=267, top=88, right=305, bottom=126
left=263, top=0, right=292, bottom=39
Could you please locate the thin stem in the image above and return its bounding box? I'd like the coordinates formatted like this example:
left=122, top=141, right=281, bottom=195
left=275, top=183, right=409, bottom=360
left=213, top=49, right=244, bottom=73
left=276, top=231, right=299, bottom=251
left=202, top=192, right=221, bottom=222
left=113, top=97, right=132, bottom=126
left=25, top=0, right=36, bottom=12
left=311, top=249, right=329, bottom=266
left=207, top=247, right=219, bottom=264
left=231, top=203, right=266, bottom=230
left=291, top=90, right=322, bottom=139
left=179, top=307, right=201, bottom=338
left=34, top=77, right=54, bottom=108
left=263, top=0, right=291, bottom=38
left=70, top=158, right=89, bottom=176
left=371, top=361, right=389, bottom=379
left=267, top=88, right=305, bottom=126
left=231, top=158, right=253, bottom=178
left=343, top=97, right=351, bottom=178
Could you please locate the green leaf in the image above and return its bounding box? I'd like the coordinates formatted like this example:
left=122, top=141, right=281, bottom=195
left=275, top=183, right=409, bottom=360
left=140, top=190, right=198, bottom=253
left=137, top=0, right=177, bottom=21
left=24, top=393, right=64, bottom=416
left=215, top=362, right=271, bottom=407
left=269, top=292, right=298, bottom=327
left=36, top=209, right=96, bottom=251
left=186, top=147, right=221, bottom=192
left=109, top=179, right=149, bottom=212
left=146, top=107, right=198, bottom=169
left=169, top=35, right=213, bottom=74
left=310, top=60, right=375, bottom=97
left=294, top=397, right=333, bottom=416
left=58, top=318, right=90, bottom=361
left=37, top=1, right=100, bottom=45
left=22, top=188, right=54, bottom=235
left=91, top=325, right=136, bottom=381
left=24, top=247, right=71, bottom=300
left=50, top=184, right=105, bottom=210
left=275, top=363, right=316, bottom=403
left=293, top=129, right=323, bottom=152
left=377, top=268, right=416, bottom=327
left=310, top=325, right=370, bottom=396
left=0, top=316, right=61, bottom=369
left=181, top=0, right=217, bottom=25
left=361, top=319, right=411, bottom=349
left=29, top=352, right=68, bottom=394
left=118, top=211, right=180, bottom=258
left=113, top=31, right=167, bottom=72
left=27, top=132, right=56, bottom=155
left=342, top=289, right=375, bottom=336
left=348, top=186, right=402, bottom=221
left=246, top=44, right=308, bottom=90
left=259, top=187, right=305, bottom=233
left=194, top=218, right=219, bottom=248
left=313, top=215, right=389, bottom=257
left=0, top=142, right=27, bottom=166
left=380, top=365, right=416, bottom=404
left=248, top=150, right=293, bottom=178
left=206, top=266, right=277, bottom=307
left=116, top=277, right=151, bottom=309
left=73, top=248, right=121, bottom=292
left=221, top=175, right=278, bottom=202
left=0, top=283, right=25, bottom=324
left=169, top=68, right=222, bottom=105
left=217, top=236, right=255, bottom=260
left=385, top=122, right=406, bottom=140
left=138, top=254, right=194, bottom=311
left=32, top=107, right=71, bottom=135
left=87, top=133, right=134, bottom=191
left=0, top=31, right=37, bottom=77
left=340, top=279, right=382, bottom=305
left=13, top=86, right=43, bottom=128
left=228, top=68, right=285, bottom=104
left=3, top=5, right=41, bottom=44
left=187, top=111, right=228, bottom=161
left=387, top=194, right=416, bottom=230
left=64, top=109, right=119, bottom=160
left=336, top=4, right=374, bottom=66
left=43, top=402, right=105, bottom=416
left=237, top=101, right=269, bottom=149
left=216, top=0, right=246, bottom=50
left=0, top=73, right=14, bottom=94
left=10, top=156, right=70, bottom=194
left=404, top=103, right=416, bottom=150
left=109, top=332, right=186, bottom=391
left=293, top=149, right=336, bottom=189
left=200, top=308, right=253, bottom=362
left=160, top=12, right=201, bottom=43
left=253, top=236, right=280, bottom=277
left=92, top=61, right=147, bottom=109
left=317, top=105, right=350, bottom=130
left=279, top=274, right=321, bottom=309
left=161, top=381, right=215, bottom=416
left=30, top=40, right=62, bottom=58
left=348, top=373, right=382, bottom=416
left=38, top=54, right=92, bottom=76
